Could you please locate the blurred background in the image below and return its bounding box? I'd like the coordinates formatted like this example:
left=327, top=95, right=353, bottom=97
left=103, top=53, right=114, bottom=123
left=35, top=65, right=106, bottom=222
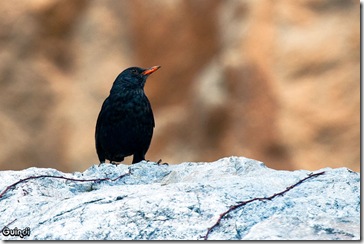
left=0, top=0, right=359, bottom=172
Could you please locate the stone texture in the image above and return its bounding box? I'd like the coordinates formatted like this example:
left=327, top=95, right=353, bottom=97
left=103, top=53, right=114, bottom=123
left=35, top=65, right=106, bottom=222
left=0, top=0, right=359, bottom=172
left=0, top=157, right=360, bottom=240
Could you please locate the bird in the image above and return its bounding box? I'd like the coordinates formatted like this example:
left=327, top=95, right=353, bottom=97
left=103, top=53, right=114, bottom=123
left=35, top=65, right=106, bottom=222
left=95, top=65, right=161, bottom=165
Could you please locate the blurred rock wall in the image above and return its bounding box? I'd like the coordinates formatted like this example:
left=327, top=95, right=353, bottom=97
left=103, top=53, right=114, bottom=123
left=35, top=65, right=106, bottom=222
left=0, top=0, right=359, bottom=172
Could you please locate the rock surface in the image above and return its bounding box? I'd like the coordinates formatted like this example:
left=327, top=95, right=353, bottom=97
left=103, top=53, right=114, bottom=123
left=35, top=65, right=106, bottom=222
left=0, top=0, right=360, bottom=172
left=0, top=157, right=359, bottom=240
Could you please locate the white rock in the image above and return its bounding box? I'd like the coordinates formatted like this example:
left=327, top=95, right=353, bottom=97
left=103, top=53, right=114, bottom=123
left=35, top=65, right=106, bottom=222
left=0, top=156, right=359, bottom=240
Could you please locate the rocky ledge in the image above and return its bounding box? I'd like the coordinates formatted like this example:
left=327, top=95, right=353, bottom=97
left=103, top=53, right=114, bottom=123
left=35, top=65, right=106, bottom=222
left=0, top=157, right=360, bottom=240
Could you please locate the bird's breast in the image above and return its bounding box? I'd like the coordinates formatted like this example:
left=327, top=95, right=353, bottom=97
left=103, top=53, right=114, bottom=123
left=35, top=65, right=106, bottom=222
left=106, top=92, right=153, bottom=125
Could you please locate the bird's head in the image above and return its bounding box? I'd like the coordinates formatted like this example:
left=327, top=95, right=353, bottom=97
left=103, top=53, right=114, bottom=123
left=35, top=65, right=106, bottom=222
left=113, top=66, right=161, bottom=91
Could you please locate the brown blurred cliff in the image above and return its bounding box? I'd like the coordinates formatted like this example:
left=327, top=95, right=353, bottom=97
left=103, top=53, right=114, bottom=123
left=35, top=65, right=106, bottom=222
left=0, top=0, right=359, bottom=172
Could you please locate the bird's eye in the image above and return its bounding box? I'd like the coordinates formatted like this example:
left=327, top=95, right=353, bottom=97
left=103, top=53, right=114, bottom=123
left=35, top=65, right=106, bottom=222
left=132, top=69, right=137, bottom=74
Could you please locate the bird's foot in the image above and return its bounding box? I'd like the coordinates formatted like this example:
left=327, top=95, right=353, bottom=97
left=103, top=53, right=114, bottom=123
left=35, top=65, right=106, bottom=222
left=156, top=159, right=169, bottom=166
left=110, top=160, right=118, bottom=165
left=145, top=159, right=168, bottom=165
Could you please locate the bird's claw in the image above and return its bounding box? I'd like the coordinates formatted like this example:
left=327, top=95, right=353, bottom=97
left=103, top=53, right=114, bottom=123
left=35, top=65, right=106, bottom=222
left=156, top=159, right=169, bottom=166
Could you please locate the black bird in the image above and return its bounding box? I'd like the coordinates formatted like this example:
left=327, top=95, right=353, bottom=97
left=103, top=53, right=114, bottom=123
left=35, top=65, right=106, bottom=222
left=95, top=66, right=160, bottom=165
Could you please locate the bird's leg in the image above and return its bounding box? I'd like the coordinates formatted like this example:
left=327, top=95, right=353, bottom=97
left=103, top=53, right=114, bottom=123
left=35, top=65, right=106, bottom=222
left=110, top=160, right=118, bottom=165
left=98, top=161, right=105, bottom=167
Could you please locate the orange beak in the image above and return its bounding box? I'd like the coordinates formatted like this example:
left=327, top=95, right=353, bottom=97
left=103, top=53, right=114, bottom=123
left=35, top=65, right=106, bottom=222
left=142, top=65, right=161, bottom=76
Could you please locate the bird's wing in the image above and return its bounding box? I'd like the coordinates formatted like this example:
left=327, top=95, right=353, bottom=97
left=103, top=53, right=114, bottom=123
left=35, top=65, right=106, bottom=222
left=95, top=97, right=110, bottom=163
left=146, top=97, right=155, bottom=128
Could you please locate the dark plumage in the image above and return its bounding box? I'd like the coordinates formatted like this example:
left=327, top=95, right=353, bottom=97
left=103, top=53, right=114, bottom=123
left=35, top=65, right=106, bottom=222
left=95, top=66, right=160, bottom=165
